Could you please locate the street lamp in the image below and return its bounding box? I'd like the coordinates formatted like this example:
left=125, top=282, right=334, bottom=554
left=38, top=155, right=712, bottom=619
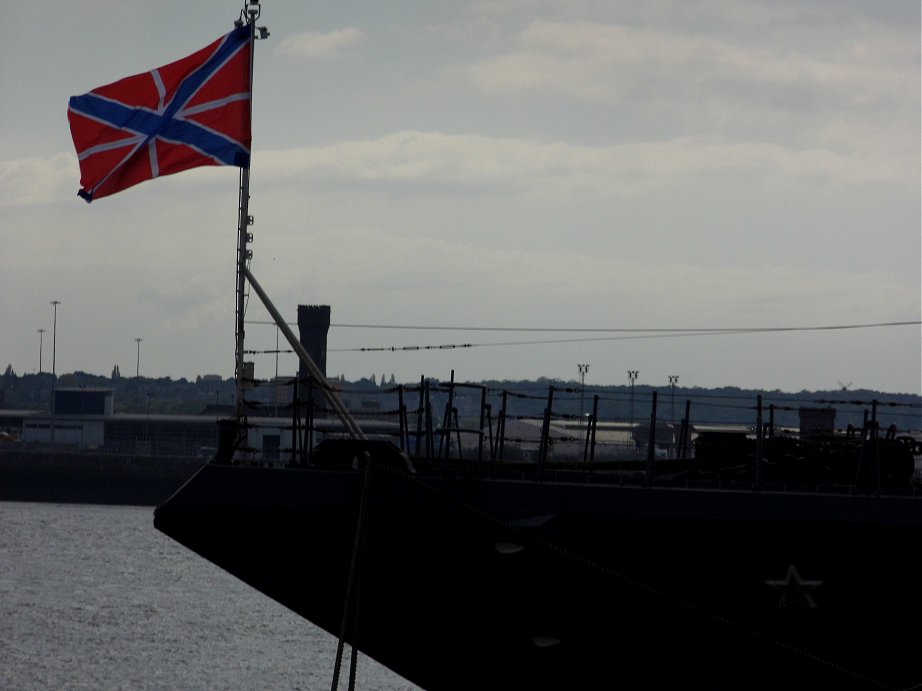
left=628, top=370, right=639, bottom=426
left=577, top=363, right=589, bottom=430
left=50, top=300, right=60, bottom=379
left=37, top=329, right=45, bottom=373
left=135, top=338, right=143, bottom=379
left=668, top=375, right=679, bottom=424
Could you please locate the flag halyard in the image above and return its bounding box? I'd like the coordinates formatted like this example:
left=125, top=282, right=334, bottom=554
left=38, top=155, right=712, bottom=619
left=68, top=26, right=252, bottom=202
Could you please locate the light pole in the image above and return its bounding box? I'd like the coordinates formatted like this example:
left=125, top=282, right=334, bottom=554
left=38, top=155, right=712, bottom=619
left=50, top=300, right=60, bottom=380
left=578, top=363, right=589, bottom=431
left=37, top=329, right=45, bottom=373
left=628, top=370, right=639, bottom=426
left=669, top=375, right=679, bottom=424
left=135, top=338, right=143, bottom=379
left=50, top=300, right=60, bottom=444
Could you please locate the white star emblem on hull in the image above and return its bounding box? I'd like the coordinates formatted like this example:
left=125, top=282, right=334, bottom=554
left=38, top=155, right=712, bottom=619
left=766, top=564, right=823, bottom=609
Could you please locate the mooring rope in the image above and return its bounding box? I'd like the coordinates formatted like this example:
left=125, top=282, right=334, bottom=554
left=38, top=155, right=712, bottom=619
left=330, top=452, right=374, bottom=691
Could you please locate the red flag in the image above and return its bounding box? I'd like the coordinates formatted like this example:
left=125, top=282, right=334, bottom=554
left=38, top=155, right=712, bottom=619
left=68, top=27, right=252, bottom=202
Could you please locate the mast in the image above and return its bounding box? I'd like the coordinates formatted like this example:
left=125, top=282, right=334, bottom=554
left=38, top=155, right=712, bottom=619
left=233, top=2, right=265, bottom=429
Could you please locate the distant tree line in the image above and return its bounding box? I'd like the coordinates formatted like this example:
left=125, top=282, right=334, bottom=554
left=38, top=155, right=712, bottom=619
left=1, top=366, right=919, bottom=431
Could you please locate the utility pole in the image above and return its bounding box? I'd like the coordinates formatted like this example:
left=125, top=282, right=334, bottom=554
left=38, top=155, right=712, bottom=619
left=135, top=338, right=143, bottom=379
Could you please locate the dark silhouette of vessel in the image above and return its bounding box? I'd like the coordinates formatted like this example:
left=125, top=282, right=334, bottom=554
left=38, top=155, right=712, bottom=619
left=155, top=403, right=922, bottom=690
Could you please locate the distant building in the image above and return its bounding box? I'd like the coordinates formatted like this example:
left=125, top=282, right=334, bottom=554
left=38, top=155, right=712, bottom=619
left=52, top=387, right=114, bottom=415
left=799, top=407, right=836, bottom=436
left=270, top=376, right=295, bottom=409
left=11, top=378, right=395, bottom=458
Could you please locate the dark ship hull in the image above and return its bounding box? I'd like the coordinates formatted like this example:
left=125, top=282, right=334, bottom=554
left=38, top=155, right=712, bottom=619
left=154, top=439, right=922, bottom=690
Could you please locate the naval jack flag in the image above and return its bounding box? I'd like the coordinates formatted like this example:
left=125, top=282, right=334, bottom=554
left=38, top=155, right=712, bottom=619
left=68, top=26, right=252, bottom=202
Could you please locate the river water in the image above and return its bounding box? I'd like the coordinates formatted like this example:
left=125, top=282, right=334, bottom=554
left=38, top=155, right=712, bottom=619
left=0, top=501, right=421, bottom=690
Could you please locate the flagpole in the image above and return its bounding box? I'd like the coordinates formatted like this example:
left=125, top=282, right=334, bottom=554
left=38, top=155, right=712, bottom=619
left=233, top=1, right=262, bottom=440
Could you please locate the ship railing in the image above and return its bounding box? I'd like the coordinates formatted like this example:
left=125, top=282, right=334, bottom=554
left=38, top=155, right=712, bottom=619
left=240, top=375, right=921, bottom=491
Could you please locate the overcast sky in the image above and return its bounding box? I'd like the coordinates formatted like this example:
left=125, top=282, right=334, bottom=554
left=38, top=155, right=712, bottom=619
left=2, top=0, right=919, bottom=394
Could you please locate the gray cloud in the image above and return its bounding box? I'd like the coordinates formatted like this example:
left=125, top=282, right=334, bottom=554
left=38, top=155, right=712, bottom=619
left=275, top=28, right=366, bottom=61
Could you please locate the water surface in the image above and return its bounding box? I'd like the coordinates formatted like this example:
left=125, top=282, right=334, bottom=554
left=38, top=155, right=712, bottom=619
left=0, top=501, right=420, bottom=690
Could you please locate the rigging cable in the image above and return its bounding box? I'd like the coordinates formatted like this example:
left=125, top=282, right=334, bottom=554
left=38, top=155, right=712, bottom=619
left=243, top=319, right=920, bottom=354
